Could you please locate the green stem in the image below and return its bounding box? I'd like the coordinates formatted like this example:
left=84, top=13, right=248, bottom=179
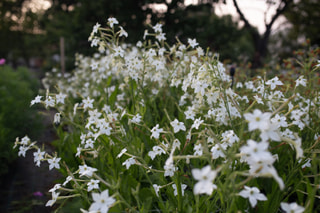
left=175, top=175, right=182, bottom=212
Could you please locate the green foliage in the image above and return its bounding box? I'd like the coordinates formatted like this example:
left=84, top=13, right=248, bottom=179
left=13, top=20, right=320, bottom=212
left=0, top=65, right=41, bottom=176
left=285, top=0, right=320, bottom=46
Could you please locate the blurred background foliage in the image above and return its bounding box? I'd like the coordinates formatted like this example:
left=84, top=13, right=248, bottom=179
left=0, top=65, right=41, bottom=177
left=0, top=0, right=319, bottom=71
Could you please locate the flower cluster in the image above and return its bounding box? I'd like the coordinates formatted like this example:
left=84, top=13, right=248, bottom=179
left=14, top=17, right=320, bottom=212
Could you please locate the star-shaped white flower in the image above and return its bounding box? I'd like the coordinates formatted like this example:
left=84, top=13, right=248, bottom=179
left=48, top=157, right=61, bottom=170
left=89, top=189, right=115, bottom=213
left=188, top=38, right=198, bottom=48
left=122, top=157, right=136, bottom=169
left=238, top=186, right=267, bottom=207
left=170, top=119, right=186, bottom=133
left=107, top=17, right=118, bottom=28
left=266, top=76, right=283, bottom=90
left=79, top=164, right=97, bottom=177
left=150, top=124, right=163, bottom=139
left=295, top=75, right=307, bottom=87
left=87, top=179, right=100, bottom=192
left=33, top=149, right=45, bottom=167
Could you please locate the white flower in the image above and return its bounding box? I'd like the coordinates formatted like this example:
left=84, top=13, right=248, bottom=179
left=192, top=165, right=218, bottom=195
left=193, top=80, right=208, bottom=96
left=170, top=119, right=186, bottom=133
left=48, top=157, right=61, bottom=170
left=172, top=183, right=187, bottom=196
left=271, top=114, right=288, bottom=128
left=153, top=184, right=161, bottom=197
left=49, top=183, right=61, bottom=193
left=63, top=176, right=72, bottom=186
left=82, top=97, right=94, bottom=110
left=143, top=30, right=148, bottom=40
left=196, top=46, right=204, bottom=57
left=55, top=92, right=67, bottom=104
left=30, top=95, right=42, bottom=106
left=295, top=76, right=307, bottom=87
left=299, top=158, right=311, bottom=168
left=91, top=38, right=99, bottom=47
left=240, top=140, right=272, bottom=162
left=87, top=179, right=100, bottom=192
left=148, top=145, right=166, bottom=160
left=85, top=138, right=95, bottom=149
left=131, top=113, right=142, bottom=123
left=92, top=22, right=100, bottom=34
left=280, top=202, right=305, bottom=213
left=107, top=17, right=118, bottom=28
left=254, top=95, right=263, bottom=104
left=193, top=143, right=203, bottom=156
left=45, top=191, right=60, bottom=207
left=44, top=95, right=55, bottom=108
left=150, top=124, right=163, bottom=139
left=238, top=186, right=267, bottom=207
left=114, top=46, right=124, bottom=58
left=21, top=136, right=30, bottom=145
left=156, top=32, right=166, bottom=41
left=185, top=107, right=195, bottom=120
left=172, top=139, right=181, bottom=150
left=221, top=130, right=239, bottom=146
left=192, top=117, right=204, bottom=130
left=152, top=23, right=163, bottom=33
left=164, top=163, right=177, bottom=177
left=260, top=122, right=281, bottom=142
left=266, top=76, right=283, bottom=90
left=119, top=26, right=128, bottom=37
left=122, top=157, right=136, bottom=169
left=76, top=146, right=82, bottom=157
left=54, top=113, right=61, bottom=124
left=79, top=164, right=97, bottom=177
left=91, top=61, right=99, bottom=70
left=211, top=144, right=226, bottom=159
left=117, top=148, right=127, bottom=158
left=89, top=189, right=116, bottom=213
left=244, top=109, right=271, bottom=132
left=18, top=146, right=28, bottom=157
left=33, top=149, right=45, bottom=167
left=188, top=38, right=198, bottom=48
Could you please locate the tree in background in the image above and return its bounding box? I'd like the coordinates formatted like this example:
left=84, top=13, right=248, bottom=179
left=0, top=0, right=48, bottom=67
left=0, top=0, right=27, bottom=65
left=2, top=0, right=319, bottom=70
left=145, top=1, right=254, bottom=63
left=231, top=0, right=293, bottom=68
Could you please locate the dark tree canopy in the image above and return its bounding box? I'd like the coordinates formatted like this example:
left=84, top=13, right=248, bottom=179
left=285, top=0, right=320, bottom=45
left=1, top=0, right=319, bottom=70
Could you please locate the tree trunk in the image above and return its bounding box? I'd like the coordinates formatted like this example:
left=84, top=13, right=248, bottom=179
left=232, top=0, right=293, bottom=69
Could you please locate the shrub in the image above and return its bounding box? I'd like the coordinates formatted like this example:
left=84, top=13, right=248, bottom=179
left=0, top=65, right=40, bottom=176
